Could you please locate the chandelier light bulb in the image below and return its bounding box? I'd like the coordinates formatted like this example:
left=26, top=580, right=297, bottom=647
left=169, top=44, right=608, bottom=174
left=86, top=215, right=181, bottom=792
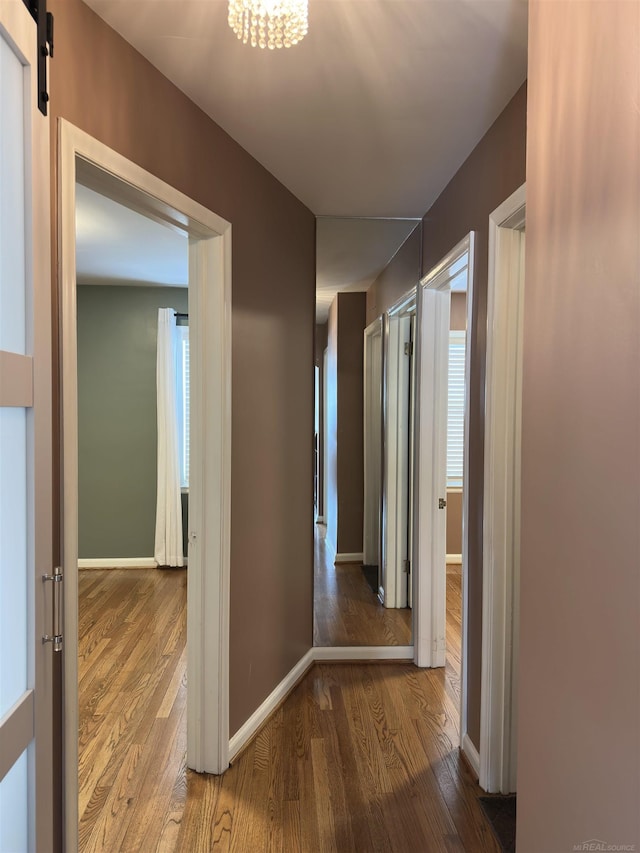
left=228, top=0, right=308, bottom=49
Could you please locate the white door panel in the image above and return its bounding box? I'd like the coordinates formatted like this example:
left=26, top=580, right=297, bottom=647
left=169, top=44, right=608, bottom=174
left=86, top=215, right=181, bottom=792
left=0, top=1, right=54, bottom=850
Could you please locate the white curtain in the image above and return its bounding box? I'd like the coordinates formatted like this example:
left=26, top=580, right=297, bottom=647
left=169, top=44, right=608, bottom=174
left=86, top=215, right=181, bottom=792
left=154, top=308, right=184, bottom=567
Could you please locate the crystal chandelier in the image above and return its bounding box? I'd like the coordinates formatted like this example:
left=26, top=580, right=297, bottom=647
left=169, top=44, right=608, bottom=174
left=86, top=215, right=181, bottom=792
left=228, top=0, right=308, bottom=49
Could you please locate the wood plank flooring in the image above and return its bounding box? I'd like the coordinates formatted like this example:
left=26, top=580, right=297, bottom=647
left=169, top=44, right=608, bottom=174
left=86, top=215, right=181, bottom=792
left=313, top=525, right=412, bottom=646
left=78, top=565, right=499, bottom=852
left=78, top=568, right=188, bottom=852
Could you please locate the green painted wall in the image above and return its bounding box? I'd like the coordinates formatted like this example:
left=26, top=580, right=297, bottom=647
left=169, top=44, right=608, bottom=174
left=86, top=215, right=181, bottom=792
left=77, top=284, right=188, bottom=559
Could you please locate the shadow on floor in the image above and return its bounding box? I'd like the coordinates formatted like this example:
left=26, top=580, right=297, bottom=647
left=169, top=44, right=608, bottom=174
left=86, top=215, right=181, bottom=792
left=479, top=795, right=516, bottom=853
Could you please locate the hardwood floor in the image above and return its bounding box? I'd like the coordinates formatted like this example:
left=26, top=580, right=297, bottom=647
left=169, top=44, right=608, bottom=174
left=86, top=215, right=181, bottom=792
left=313, top=524, right=412, bottom=646
left=78, top=566, right=499, bottom=852
left=78, top=568, right=187, bottom=852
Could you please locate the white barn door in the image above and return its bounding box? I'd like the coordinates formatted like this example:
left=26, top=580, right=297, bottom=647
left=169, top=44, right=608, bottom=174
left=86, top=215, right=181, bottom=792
left=0, top=1, right=54, bottom=850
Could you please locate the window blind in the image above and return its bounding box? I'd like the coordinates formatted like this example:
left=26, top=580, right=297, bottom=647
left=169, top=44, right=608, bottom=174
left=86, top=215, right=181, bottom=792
left=447, top=331, right=466, bottom=488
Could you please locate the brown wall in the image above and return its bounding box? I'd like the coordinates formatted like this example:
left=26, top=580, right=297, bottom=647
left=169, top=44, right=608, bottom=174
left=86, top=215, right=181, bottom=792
left=421, top=84, right=527, bottom=749
left=517, top=3, right=640, bottom=850
left=445, top=490, right=462, bottom=556
left=449, top=292, right=467, bottom=332
left=325, top=293, right=367, bottom=555
left=366, top=226, right=422, bottom=324
left=336, top=293, right=367, bottom=553
left=49, top=0, right=316, bottom=736
left=315, top=322, right=328, bottom=366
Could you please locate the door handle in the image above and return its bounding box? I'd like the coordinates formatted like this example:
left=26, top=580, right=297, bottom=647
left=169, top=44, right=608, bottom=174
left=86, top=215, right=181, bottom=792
left=42, top=566, right=63, bottom=652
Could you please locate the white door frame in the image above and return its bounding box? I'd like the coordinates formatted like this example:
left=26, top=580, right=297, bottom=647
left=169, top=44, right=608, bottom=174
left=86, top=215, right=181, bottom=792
left=414, top=234, right=475, bottom=753
left=383, top=290, right=416, bottom=608
left=58, top=121, right=232, bottom=851
left=479, top=184, right=526, bottom=793
left=363, top=318, right=383, bottom=569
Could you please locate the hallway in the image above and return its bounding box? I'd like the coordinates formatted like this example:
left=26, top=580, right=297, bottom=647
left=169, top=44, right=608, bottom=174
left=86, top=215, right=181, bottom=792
left=78, top=568, right=499, bottom=852
left=313, top=523, right=412, bottom=646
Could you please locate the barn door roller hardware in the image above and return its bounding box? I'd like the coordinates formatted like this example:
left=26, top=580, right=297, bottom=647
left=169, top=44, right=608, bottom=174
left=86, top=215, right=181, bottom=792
left=21, top=0, right=54, bottom=115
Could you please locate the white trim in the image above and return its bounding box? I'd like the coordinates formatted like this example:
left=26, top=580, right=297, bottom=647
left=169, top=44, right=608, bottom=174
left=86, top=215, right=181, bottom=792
left=324, top=532, right=336, bottom=565
left=446, top=554, right=463, bottom=565
left=479, top=183, right=525, bottom=795
left=414, top=282, right=449, bottom=668
left=78, top=558, right=158, bottom=569
left=59, top=121, right=232, bottom=852
left=228, top=650, right=315, bottom=761
left=334, top=552, right=364, bottom=564
left=414, top=234, right=474, bottom=752
left=186, top=230, right=232, bottom=776
left=229, top=645, right=415, bottom=760
left=313, top=646, right=414, bottom=661
left=462, top=733, right=481, bottom=779
left=382, top=289, right=416, bottom=609
left=387, top=287, right=418, bottom=318
left=363, top=318, right=383, bottom=568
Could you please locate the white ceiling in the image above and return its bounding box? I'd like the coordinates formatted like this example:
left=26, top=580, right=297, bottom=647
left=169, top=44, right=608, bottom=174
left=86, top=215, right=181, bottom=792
left=76, top=184, right=188, bottom=287
left=79, top=0, right=528, bottom=315
left=316, top=217, right=419, bottom=319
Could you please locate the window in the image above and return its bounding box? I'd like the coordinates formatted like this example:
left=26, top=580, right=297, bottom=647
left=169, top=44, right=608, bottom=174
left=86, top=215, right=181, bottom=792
left=447, top=330, right=466, bottom=488
left=174, top=324, right=190, bottom=488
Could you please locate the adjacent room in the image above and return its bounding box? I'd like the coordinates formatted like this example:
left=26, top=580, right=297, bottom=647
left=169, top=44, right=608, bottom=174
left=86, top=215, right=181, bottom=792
left=75, top=183, right=191, bottom=850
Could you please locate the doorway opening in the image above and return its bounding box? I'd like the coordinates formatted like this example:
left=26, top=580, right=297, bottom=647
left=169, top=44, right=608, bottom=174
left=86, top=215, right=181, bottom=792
left=414, top=234, right=475, bottom=762
left=313, top=296, right=412, bottom=654
left=74, top=181, right=191, bottom=848
left=59, top=122, right=232, bottom=852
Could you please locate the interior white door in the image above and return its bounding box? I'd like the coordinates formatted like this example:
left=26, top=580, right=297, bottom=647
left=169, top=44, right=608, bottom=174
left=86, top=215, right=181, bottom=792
left=0, top=1, right=54, bottom=850
left=414, top=286, right=449, bottom=666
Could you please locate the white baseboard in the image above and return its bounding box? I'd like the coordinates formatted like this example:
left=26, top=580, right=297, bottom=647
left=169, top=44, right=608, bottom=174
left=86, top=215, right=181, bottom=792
left=461, top=732, right=480, bottom=778
left=335, top=552, right=364, bottom=564
left=313, top=645, right=414, bottom=661
left=228, top=649, right=315, bottom=762
left=446, top=554, right=462, bottom=565
left=228, top=645, right=415, bottom=760
left=324, top=533, right=336, bottom=564
left=78, top=557, right=158, bottom=569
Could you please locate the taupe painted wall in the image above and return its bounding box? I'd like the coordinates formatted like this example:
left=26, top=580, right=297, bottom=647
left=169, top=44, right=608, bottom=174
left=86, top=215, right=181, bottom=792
left=336, top=293, right=366, bottom=554
left=325, top=293, right=367, bottom=555
left=366, top=225, right=422, bottom=323
left=449, top=292, right=467, bottom=333
left=49, top=0, right=315, bottom=736
left=445, top=492, right=462, bottom=556
left=315, top=322, right=328, bottom=366
left=421, top=84, right=527, bottom=749
left=77, top=285, right=188, bottom=559
left=517, top=3, right=639, bottom=850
